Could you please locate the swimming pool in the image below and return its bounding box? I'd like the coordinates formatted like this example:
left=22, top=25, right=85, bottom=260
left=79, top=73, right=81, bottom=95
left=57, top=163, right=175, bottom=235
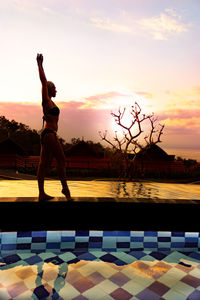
left=1, top=179, right=200, bottom=299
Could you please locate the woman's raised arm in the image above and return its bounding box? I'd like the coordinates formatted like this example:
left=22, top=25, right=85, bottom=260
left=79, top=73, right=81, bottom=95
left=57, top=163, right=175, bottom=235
left=36, top=53, right=49, bottom=102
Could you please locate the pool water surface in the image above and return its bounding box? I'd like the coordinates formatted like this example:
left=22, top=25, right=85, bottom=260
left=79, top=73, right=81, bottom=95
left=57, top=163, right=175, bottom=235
left=0, top=180, right=200, bottom=200
left=1, top=250, right=200, bottom=299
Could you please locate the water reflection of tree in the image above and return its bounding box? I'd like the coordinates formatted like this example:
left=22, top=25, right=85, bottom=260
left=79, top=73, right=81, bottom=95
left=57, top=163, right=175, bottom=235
left=115, top=182, right=130, bottom=197
left=114, top=181, right=160, bottom=199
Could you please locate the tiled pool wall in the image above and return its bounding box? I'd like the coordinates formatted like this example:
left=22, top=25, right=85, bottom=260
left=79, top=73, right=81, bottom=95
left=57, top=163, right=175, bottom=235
left=1, top=231, right=200, bottom=255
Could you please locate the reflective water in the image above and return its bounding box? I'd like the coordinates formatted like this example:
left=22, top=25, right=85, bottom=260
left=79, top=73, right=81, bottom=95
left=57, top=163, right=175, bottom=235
left=0, top=180, right=200, bottom=200
left=1, top=250, right=200, bottom=299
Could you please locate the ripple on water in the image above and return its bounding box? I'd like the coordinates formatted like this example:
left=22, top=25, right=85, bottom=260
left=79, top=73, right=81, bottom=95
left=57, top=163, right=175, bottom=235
left=0, top=180, right=200, bottom=199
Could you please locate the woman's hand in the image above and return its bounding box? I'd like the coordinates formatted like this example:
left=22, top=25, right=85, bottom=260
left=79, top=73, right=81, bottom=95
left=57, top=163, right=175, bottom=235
left=37, top=53, right=43, bottom=65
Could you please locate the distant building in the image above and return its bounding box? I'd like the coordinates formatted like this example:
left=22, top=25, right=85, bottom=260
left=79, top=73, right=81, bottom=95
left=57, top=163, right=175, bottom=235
left=65, top=140, right=101, bottom=157
left=132, top=143, right=185, bottom=175
left=0, top=137, right=26, bottom=156
left=0, top=139, right=110, bottom=171
left=134, top=143, right=174, bottom=161
left=0, top=138, right=26, bottom=168
left=64, top=141, right=110, bottom=169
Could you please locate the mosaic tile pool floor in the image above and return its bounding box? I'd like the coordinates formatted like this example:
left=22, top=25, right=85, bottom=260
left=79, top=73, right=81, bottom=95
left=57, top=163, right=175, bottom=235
left=1, top=250, right=200, bottom=299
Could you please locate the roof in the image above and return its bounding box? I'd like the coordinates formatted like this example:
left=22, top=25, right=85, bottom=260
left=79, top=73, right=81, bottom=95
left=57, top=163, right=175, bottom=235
left=65, top=141, right=101, bottom=158
left=135, top=143, right=174, bottom=161
left=0, top=138, right=26, bottom=155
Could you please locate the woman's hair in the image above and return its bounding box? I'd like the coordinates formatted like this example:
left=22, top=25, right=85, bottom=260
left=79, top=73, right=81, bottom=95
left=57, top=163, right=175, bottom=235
left=47, top=81, right=55, bottom=96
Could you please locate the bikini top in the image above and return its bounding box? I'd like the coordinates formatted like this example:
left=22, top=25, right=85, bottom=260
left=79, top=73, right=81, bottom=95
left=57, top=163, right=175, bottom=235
left=46, top=106, right=60, bottom=116
left=42, top=106, right=60, bottom=127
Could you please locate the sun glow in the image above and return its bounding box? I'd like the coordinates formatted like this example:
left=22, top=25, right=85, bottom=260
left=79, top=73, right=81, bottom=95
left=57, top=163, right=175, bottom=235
left=110, top=95, right=152, bottom=134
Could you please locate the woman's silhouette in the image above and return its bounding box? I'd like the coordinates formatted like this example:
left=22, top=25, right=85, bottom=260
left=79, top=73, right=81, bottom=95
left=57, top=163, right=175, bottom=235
left=36, top=53, right=71, bottom=201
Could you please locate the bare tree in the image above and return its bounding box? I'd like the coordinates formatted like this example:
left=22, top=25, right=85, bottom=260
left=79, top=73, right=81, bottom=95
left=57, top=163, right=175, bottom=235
left=99, top=102, right=164, bottom=179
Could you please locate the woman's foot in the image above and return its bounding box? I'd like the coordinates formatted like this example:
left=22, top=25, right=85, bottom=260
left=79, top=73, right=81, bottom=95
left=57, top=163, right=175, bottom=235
left=62, top=187, right=73, bottom=201
left=38, top=193, right=54, bottom=202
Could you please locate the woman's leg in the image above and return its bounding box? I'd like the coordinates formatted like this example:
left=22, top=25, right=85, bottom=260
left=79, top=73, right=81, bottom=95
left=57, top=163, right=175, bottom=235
left=37, top=139, right=54, bottom=201
left=43, top=133, right=71, bottom=200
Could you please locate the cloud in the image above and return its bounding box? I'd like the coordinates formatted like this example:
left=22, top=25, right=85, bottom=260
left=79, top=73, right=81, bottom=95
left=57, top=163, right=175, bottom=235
left=56, top=101, right=113, bottom=142
left=8, top=2, right=190, bottom=42
left=137, top=10, right=189, bottom=40
left=1, top=100, right=200, bottom=150
left=193, top=86, right=200, bottom=95
left=82, top=91, right=130, bottom=109
left=10, top=0, right=43, bottom=13
left=156, top=108, right=200, bottom=150
left=161, top=87, right=200, bottom=111
left=81, top=90, right=153, bottom=111
left=60, top=89, right=153, bottom=114
left=90, top=16, right=132, bottom=33
left=9, top=0, right=64, bottom=17
left=2, top=88, right=200, bottom=148
left=58, top=101, right=84, bottom=110
left=135, top=91, right=152, bottom=99
left=57, top=92, right=133, bottom=110
left=85, top=91, right=125, bottom=102
left=88, top=8, right=190, bottom=41
left=157, top=109, right=200, bottom=139
left=159, top=109, right=200, bottom=120
left=0, top=101, right=112, bottom=143
left=0, top=102, right=42, bottom=131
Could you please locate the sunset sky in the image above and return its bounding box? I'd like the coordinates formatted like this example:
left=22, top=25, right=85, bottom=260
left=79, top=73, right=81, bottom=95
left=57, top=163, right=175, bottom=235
left=0, top=0, right=200, bottom=159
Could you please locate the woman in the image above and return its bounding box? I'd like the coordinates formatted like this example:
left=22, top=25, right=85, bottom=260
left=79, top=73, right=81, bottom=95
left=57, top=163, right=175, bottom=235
left=36, top=53, right=71, bottom=201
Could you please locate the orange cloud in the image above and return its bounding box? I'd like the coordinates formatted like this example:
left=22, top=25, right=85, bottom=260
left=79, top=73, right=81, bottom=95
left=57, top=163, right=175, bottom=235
left=158, top=109, right=200, bottom=150
left=158, top=109, right=200, bottom=145
left=165, top=87, right=200, bottom=109
left=57, top=101, right=85, bottom=109
left=159, top=109, right=200, bottom=120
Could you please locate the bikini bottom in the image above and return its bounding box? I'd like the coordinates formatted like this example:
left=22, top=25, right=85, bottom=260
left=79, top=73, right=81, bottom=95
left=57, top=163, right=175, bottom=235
left=40, top=128, right=57, bottom=144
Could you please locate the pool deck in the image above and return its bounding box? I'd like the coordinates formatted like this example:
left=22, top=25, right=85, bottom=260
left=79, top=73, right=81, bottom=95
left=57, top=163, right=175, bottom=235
left=0, top=169, right=37, bottom=180
left=0, top=196, right=199, bottom=232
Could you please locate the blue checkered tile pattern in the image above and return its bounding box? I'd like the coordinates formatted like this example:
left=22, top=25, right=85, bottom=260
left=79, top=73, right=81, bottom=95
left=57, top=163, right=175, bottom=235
left=1, top=231, right=200, bottom=255
left=1, top=249, right=200, bottom=300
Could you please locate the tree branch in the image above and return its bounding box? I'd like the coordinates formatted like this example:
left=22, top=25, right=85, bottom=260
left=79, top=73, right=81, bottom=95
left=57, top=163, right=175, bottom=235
left=99, top=101, right=165, bottom=157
